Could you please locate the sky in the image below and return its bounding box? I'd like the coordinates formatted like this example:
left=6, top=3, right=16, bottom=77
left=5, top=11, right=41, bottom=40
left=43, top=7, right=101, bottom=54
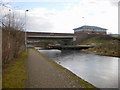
left=1, top=0, right=119, bottom=34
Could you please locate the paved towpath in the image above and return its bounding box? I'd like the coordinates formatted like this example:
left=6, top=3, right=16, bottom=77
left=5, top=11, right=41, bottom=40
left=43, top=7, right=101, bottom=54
left=26, top=49, right=96, bottom=88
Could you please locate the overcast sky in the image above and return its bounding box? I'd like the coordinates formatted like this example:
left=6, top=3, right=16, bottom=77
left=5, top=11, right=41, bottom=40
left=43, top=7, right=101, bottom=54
left=2, top=0, right=119, bottom=34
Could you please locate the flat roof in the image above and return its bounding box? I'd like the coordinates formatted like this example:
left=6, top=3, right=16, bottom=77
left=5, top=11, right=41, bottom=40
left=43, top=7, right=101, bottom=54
left=73, top=25, right=107, bottom=30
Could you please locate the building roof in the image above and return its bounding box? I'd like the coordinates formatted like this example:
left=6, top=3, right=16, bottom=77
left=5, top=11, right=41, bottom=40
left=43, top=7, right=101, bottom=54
left=73, top=25, right=107, bottom=30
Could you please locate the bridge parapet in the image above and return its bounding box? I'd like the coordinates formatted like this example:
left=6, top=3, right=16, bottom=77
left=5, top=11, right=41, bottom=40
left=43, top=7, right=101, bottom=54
left=27, top=32, right=74, bottom=36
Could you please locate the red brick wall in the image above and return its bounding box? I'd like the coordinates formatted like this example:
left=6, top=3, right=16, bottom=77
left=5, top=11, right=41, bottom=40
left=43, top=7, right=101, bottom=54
left=74, top=32, right=89, bottom=44
left=74, top=31, right=103, bottom=44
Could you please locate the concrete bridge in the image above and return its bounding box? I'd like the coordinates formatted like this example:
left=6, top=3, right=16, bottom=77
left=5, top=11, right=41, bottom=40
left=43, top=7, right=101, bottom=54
left=27, top=32, right=74, bottom=45
left=27, top=32, right=74, bottom=39
left=48, top=45, right=94, bottom=50
left=27, top=32, right=94, bottom=49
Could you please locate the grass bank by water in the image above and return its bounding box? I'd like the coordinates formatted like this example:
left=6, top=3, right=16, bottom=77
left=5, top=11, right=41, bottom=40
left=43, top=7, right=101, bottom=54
left=3, top=51, right=28, bottom=88
left=80, top=35, right=120, bottom=57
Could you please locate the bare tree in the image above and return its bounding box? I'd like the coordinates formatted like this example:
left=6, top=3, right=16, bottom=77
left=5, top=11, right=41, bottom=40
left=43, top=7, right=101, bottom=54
left=1, top=1, right=26, bottom=64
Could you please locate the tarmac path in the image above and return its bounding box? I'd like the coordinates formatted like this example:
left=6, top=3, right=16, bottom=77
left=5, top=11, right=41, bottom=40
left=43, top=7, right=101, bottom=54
left=25, top=49, right=96, bottom=88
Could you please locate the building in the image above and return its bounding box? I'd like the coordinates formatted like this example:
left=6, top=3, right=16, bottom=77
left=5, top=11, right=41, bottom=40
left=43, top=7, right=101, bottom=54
left=73, top=25, right=107, bottom=44
left=73, top=25, right=107, bottom=35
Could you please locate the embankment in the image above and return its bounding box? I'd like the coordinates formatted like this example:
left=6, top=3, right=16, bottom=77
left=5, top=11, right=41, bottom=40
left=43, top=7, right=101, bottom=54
left=80, top=35, right=120, bottom=57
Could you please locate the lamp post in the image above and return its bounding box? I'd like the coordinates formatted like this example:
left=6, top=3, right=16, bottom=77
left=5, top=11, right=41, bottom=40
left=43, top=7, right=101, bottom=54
left=25, top=10, right=29, bottom=50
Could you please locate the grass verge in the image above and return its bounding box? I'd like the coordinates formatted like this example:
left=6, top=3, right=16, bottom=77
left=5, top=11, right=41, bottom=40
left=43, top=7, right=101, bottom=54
left=3, top=51, right=28, bottom=88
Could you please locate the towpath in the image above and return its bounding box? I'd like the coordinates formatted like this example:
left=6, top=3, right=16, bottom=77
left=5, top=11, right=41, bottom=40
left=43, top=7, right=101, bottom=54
left=26, top=49, right=96, bottom=88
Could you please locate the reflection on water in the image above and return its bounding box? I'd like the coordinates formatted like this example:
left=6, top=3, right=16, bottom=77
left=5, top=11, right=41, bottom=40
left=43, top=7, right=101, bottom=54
left=38, top=49, right=118, bottom=88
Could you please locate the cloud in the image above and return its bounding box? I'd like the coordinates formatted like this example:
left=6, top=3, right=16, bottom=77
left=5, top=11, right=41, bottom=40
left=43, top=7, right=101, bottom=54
left=11, top=0, right=120, bottom=5
left=0, top=0, right=11, bottom=3
left=109, top=0, right=120, bottom=6
left=1, top=0, right=118, bottom=34
left=25, top=0, right=118, bottom=34
left=89, top=0, right=119, bottom=6
left=12, top=0, right=80, bottom=3
left=26, top=8, right=54, bottom=32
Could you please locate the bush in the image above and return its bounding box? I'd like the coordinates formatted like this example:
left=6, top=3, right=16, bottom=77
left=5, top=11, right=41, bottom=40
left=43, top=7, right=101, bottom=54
left=1, top=8, right=25, bottom=64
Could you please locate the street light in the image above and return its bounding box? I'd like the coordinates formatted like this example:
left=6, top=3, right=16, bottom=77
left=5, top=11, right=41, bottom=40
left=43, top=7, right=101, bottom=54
left=25, top=10, right=29, bottom=50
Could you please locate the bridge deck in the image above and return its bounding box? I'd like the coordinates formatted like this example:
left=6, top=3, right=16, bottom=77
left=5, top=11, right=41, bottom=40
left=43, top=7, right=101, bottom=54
left=48, top=45, right=94, bottom=50
left=27, top=35, right=73, bottom=38
left=27, top=35, right=73, bottom=40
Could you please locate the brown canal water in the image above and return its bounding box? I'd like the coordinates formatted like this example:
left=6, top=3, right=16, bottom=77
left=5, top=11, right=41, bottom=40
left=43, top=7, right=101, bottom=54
left=38, top=49, right=119, bottom=88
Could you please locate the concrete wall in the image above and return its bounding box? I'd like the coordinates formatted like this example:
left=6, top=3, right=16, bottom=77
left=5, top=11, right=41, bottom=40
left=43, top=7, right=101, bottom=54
left=0, top=27, right=2, bottom=89
left=0, top=27, right=2, bottom=65
left=118, top=1, right=120, bottom=88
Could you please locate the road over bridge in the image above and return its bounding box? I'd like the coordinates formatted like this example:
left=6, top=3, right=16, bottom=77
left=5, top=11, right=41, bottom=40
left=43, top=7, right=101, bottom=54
left=27, top=32, right=74, bottom=45
left=27, top=32, right=74, bottom=39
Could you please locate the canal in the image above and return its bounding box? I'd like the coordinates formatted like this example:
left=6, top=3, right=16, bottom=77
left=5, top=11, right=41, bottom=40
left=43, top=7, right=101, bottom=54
left=37, top=49, right=119, bottom=88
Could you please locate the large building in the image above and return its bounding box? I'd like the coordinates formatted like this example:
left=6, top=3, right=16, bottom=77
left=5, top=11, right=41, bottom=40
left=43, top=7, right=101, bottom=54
left=73, top=25, right=107, bottom=35
left=73, top=25, right=107, bottom=44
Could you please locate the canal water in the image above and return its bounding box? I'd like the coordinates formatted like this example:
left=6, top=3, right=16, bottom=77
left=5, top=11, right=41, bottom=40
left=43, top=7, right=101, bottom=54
left=38, top=49, right=119, bottom=88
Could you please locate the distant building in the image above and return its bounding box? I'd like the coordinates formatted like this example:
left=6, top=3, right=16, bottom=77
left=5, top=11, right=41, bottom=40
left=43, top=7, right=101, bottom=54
left=73, top=25, right=107, bottom=44
left=73, top=25, right=107, bottom=35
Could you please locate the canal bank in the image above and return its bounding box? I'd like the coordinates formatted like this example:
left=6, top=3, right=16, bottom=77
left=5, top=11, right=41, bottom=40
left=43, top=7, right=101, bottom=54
left=26, top=49, right=97, bottom=88
left=38, top=49, right=118, bottom=88
left=79, top=35, right=120, bottom=58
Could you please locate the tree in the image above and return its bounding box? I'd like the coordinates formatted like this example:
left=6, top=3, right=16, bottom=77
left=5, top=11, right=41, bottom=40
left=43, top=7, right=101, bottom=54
left=1, top=1, right=26, bottom=64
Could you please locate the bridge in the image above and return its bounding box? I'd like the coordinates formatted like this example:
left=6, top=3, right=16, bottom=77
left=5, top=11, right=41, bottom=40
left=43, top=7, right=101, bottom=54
left=48, top=45, right=94, bottom=50
left=27, top=32, right=74, bottom=39
left=27, top=32, right=74, bottom=45
left=27, top=32, right=94, bottom=49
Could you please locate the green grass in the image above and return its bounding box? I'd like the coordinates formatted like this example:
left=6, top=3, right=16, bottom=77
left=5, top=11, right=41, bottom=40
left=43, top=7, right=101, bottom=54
left=3, top=51, right=28, bottom=88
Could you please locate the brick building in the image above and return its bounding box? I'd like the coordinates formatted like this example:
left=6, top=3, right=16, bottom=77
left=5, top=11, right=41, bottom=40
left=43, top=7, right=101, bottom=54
left=73, top=25, right=107, bottom=35
left=73, top=25, right=107, bottom=44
